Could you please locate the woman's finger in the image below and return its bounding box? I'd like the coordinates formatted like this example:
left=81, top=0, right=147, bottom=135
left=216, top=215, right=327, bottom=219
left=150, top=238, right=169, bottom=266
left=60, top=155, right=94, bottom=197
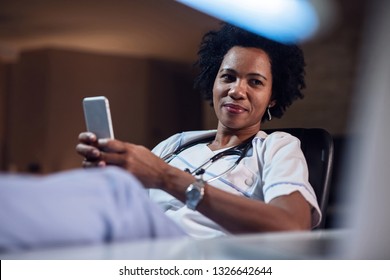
left=81, top=159, right=105, bottom=168
left=78, top=132, right=97, bottom=144
left=76, top=143, right=101, bottom=159
left=97, top=138, right=128, bottom=153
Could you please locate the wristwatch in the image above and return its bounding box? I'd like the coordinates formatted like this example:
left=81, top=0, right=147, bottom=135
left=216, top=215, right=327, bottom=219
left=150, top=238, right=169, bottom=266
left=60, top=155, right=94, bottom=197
left=185, top=179, right=205, bottom=210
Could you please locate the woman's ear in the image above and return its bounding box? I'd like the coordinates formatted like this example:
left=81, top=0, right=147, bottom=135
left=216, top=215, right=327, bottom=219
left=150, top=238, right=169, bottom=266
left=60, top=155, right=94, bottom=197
left=268, top=100, right=276, bottom=108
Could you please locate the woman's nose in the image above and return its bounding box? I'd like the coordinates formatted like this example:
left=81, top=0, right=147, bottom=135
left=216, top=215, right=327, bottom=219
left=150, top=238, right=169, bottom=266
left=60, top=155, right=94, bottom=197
left=228, top=80, right=247, bottom=99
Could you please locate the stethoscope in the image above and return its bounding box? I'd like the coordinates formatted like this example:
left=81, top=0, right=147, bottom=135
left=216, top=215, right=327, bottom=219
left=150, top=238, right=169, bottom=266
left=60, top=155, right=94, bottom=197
left=162, top=134, right=256, bottom=188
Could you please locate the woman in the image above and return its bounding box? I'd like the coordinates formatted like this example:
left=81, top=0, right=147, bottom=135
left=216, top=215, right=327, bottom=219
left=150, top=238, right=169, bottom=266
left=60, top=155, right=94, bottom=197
left=0, top=23, right=319, bottom=251
left=77, top=23, right=320, bottom=238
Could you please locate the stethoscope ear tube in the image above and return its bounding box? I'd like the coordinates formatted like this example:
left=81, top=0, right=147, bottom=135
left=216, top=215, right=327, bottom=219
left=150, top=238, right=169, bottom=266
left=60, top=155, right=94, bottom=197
left=162, top=135, right=216, bottom=163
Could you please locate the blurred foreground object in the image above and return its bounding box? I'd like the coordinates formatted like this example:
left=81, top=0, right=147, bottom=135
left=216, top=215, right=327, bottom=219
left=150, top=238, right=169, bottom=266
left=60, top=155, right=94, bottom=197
left=337, top=0, right=390, bottom=259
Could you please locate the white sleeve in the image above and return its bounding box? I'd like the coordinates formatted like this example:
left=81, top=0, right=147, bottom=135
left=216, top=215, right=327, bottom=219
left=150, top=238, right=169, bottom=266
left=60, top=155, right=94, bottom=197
left=261, top=132, right=321, bottom=228
left=151, top=133, right=183, bottom=157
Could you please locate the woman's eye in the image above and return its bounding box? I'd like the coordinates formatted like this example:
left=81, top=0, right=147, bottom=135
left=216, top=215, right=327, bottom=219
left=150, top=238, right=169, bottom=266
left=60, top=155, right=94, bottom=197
left=221, top=74, right=235, bottom=82
left=250, top=79, right=263, bottom=86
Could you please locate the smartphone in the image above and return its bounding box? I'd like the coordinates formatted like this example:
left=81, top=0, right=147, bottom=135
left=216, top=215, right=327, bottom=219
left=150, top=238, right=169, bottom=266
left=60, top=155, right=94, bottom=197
left=83, top=96, right=114, bottom=139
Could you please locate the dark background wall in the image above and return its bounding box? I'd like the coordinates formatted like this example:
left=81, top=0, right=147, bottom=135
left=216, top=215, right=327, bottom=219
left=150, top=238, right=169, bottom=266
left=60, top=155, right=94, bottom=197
left=1, top=49, right=202, bottom=173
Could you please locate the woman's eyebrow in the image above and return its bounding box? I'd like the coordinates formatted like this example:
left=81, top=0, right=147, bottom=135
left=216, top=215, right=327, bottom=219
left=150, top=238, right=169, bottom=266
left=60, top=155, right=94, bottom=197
left=220, top=68, right=268, bottom=81
left=248, top=72, right=268, bottom=81
left=219, top=67, right=236, bottom=73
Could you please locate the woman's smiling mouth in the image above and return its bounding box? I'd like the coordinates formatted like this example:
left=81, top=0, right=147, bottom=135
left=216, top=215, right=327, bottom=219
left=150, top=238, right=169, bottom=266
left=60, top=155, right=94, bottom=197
left=223, top=103, right=247, bottom=114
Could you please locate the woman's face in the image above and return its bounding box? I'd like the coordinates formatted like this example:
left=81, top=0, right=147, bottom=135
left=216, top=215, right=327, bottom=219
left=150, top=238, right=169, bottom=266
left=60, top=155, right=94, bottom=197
left=213, top=46, right=274, bottom=132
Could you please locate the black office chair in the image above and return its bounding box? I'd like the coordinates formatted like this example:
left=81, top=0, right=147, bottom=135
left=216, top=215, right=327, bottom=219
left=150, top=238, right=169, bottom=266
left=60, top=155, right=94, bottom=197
left=263, top=128, right=334, bottom=229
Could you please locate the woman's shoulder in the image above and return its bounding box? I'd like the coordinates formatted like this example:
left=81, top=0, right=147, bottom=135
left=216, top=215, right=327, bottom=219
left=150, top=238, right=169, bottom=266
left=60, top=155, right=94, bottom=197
left=162, top=129, right=217, bottom=145
left=152, top=129, right=217, bottom=155
left=254, top=130, right=301, bottom=153
left=256, top=129, right=300, bottom=142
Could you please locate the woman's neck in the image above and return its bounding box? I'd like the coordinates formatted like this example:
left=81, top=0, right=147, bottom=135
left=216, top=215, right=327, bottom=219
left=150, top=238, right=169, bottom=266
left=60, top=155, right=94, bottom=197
left=208, top=124, right=260, bottom=151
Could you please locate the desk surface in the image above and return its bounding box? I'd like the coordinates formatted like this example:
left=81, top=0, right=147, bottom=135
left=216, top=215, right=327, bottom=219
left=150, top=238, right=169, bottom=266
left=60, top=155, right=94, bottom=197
left=0, top=229, right=348, bottom=260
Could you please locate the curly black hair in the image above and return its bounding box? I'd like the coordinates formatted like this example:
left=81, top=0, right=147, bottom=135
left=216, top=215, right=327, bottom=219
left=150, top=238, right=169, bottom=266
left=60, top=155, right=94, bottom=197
left=194, top=23, right=306, bottom=122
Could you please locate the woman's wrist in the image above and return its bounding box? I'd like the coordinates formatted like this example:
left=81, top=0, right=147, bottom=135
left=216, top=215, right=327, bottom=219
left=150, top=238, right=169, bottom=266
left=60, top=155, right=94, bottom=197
left=160, top=165, right=196, bottom=201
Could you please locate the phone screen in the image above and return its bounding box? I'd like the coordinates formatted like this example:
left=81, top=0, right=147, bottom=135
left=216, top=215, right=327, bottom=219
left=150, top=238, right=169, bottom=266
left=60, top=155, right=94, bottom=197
left=83, top=96, right=114, bottom=139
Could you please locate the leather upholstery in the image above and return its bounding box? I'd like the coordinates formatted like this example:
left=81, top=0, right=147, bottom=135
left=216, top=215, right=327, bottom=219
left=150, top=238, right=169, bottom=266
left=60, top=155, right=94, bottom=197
left=264, top=128, right=334, bottom=229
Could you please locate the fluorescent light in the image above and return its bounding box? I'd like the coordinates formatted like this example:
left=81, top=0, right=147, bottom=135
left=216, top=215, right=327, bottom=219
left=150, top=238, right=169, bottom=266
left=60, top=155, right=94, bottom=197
left=177, top=0, right=319, bottom=43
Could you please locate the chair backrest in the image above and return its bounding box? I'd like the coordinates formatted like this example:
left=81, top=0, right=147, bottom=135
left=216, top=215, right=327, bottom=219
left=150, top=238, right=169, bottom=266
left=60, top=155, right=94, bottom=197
left=263, top=128, right=334, bottom=229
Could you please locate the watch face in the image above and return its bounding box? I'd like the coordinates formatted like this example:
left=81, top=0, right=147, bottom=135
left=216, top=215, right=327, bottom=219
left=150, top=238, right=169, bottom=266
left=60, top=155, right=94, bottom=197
left=187, top=187, right=201, bottom=200
left=186, top=182, right=204, bottom=210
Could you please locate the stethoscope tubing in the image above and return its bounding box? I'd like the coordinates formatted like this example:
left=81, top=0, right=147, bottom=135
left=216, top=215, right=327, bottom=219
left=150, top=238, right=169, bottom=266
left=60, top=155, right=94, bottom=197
left=163, top=134, right=256, bottom=184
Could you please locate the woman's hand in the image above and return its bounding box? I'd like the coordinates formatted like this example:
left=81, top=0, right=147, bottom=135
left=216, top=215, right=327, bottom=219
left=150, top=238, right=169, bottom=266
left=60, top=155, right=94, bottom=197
left=76, top=132, right=172, bottom=188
